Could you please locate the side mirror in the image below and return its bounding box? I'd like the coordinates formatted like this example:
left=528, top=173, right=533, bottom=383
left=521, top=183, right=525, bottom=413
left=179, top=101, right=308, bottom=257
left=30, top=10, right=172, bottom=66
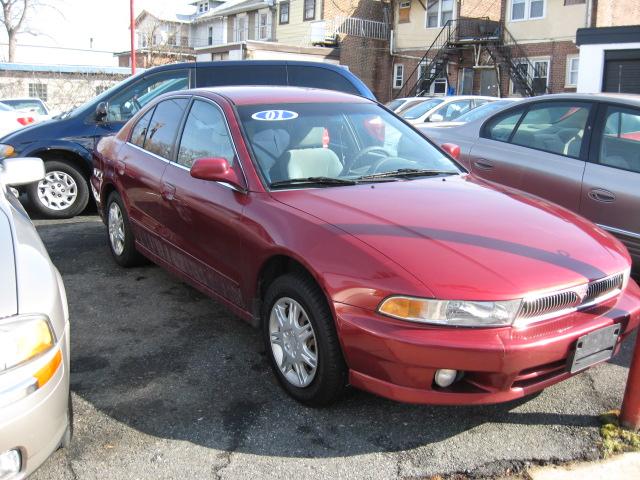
left=95, top=101, right=108, bottom=121
left=441, top=143, right=461, bottom=160
left=0, top=157, right=45, bottom=187
left=428, top=113, right=444, bottom=123
left=190, top=157, right=245, bottom=192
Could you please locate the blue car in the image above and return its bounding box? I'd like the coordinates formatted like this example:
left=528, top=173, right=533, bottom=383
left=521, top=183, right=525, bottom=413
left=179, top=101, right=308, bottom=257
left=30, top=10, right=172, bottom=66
left=0, top=60, right=374, bottom=218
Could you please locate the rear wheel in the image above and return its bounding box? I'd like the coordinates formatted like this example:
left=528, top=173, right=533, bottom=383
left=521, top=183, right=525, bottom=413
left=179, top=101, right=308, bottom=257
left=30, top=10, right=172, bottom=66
left=27, top=160, right=89, bottom=219
left=262, top=273, right=347, bottom=406
left=106, top=191, right=145, bottom=267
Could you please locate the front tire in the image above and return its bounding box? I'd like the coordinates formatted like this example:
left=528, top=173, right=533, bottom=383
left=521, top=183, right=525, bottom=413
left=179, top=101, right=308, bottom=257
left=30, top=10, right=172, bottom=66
left=27, top=160, right=89, bottom=219
left=262, top=273, right=347, bottom=406
left=106, top=191, right=145, bottom=267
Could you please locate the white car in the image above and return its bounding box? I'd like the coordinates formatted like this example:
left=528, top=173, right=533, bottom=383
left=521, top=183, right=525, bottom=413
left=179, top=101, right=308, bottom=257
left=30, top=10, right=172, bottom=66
left=419, top=98, right=520, bottom=130
left=385, top=97, right=433, bottom=115
left=0, top=155, right=72, bottom=479
left=0, top=103, right=37, bottom=137
left=400, top=95, right=498, bottom=125
left=0, top=98, right=54, bottom=121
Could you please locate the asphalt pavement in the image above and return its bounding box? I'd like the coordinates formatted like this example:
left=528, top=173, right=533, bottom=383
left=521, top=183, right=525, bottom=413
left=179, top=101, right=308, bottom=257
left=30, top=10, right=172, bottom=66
left=30, top=215, right=638, bottom=480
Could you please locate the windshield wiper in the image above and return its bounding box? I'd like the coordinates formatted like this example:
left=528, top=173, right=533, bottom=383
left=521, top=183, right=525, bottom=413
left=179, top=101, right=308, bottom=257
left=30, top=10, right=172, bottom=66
left=270, top=177, right=358, bottom=189
left=357, top=168, right=458, bottom=180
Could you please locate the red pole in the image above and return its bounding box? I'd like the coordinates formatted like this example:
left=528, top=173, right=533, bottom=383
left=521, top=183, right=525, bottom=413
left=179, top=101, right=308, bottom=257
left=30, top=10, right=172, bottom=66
left=130, top=0, right=136, bottom=75
left=621, top=331, right=640, bottom=430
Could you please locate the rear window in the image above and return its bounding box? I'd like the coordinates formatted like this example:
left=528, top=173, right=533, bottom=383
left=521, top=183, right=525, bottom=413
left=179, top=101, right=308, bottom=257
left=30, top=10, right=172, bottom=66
left=2, top=99, right=47, bottom=115
left=286, top=66, right=360, bottom=96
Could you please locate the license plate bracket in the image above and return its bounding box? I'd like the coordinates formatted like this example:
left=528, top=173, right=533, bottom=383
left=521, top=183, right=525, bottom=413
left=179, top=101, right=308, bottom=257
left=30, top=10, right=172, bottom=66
left=568, top=324, right=621, bottom=374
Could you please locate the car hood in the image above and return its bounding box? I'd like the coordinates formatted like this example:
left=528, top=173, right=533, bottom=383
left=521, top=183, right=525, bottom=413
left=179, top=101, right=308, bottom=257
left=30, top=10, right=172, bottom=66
left=271, top=175, right=630, bottom=301
left=0, top=208, right=17, bottom=318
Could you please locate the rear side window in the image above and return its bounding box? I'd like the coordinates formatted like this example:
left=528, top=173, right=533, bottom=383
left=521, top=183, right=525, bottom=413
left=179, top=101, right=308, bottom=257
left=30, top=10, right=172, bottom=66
left=511, top=102, right=591, bottom=158
left=599, top=106, right=640, bottom=173
left=144, top=98, right=189, bottom=159
left=177, top=100, right=235, bottom=168
left=129, top=108, right=154, bottom=148
left=484, top=108, right=524, bottom=142
left=195, top=65, right=287, bottom=87
left=287, top=66, right=360, bottom=95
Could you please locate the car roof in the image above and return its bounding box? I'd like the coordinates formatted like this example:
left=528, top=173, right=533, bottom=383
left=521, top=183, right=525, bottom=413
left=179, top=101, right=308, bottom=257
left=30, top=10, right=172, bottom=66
left=186, top=86, right=372, bottom=106
left=141, top=59, right=360, bottom=75
left=509, top=92, right=640, bottom=106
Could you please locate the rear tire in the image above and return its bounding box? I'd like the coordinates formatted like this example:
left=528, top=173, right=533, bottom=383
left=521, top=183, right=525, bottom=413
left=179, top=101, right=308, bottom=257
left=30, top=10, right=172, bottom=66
left=262, top=273, right=347, bottom=406
left=106, top=191, right=145, bottom=267
left=27, top=160, right=89, bottom=219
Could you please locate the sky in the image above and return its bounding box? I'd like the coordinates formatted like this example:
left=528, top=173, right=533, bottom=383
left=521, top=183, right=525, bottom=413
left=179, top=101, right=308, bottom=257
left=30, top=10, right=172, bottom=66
left=0, top=0, right=192, bottom=65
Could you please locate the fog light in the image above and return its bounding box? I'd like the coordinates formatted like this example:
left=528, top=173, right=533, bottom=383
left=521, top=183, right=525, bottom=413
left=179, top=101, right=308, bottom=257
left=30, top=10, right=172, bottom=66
left=434, top=369, right=458, bottom=388
left=0, top=449, right=21, bottom=480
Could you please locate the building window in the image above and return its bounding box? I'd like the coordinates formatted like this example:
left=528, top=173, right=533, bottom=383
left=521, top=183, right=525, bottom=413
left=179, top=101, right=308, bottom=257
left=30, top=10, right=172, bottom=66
left=511, top=0, right=545, bottom=21
left=511, top=59, right=549, bottom=95
left=564, top=0, right=585, bottom=5
left=198, top=1, right=209, bottom=13
left=234, top=16, right=248, bottom=41
left=398, top=0, right=411, bottom=23
left=208, top=26, right=213, bottom=45
left=303, top=0, right=316, bottom=21
left=566, top=56, right=579, bottom=87
left=279, top=2, right=289, bottom=24
left=393, top=64, right=404, bottom=89
left=256, top=12, right=271, bottom=40
left=426, top=0, right=453, bottom=29
left=29, top=83, right=48, bottom=102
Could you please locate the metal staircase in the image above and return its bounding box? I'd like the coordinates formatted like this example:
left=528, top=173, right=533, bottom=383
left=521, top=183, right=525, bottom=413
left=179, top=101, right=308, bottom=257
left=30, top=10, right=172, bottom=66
left=394, top=18, right=549, bottom=99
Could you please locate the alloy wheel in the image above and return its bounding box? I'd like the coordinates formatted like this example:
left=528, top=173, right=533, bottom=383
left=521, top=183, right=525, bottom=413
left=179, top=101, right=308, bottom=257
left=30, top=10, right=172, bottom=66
left=108, top=202, right=125, bottom=256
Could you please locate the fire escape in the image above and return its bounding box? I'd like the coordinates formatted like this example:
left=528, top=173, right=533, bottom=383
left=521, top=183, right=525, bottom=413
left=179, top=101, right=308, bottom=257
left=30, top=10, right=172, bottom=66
left=394, top=17, right=550, bottom=99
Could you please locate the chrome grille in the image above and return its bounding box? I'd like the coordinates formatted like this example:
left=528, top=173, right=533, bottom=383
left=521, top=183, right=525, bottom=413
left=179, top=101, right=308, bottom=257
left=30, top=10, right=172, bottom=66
left=517, top=271, right=627, bottom=325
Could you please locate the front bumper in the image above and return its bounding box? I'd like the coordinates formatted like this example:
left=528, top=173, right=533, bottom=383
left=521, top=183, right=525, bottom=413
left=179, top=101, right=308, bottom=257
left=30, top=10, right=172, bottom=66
left=335, top=280, right=640, bottom=405
left=0, top=323, right=70, bottom=479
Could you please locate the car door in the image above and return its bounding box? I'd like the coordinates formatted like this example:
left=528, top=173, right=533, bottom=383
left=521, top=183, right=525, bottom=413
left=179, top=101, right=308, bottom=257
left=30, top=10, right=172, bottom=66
left=93, top=68, right=190, bottom=149
left=469, top=101, right=592, bottom=212
left=159, top=97, right=247, bottom=306
left=581, top=103, right=640, bottom=262
left=117, top=97, right=189, bottom=246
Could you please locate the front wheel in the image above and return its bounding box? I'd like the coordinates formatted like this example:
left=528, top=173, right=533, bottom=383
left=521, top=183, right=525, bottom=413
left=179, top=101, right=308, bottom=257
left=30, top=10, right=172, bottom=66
left=262, top=273, right=347, bottom=406
left=26, top=160, right=89, bottom=219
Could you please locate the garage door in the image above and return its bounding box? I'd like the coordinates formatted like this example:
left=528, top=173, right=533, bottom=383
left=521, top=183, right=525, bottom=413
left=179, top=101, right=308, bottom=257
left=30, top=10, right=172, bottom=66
left=603, top=49, right=640, bottom=94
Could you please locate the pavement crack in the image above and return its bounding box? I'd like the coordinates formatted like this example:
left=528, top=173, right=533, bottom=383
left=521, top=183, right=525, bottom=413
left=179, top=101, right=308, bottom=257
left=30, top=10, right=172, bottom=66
left=211, top=451, right=232, bottom=480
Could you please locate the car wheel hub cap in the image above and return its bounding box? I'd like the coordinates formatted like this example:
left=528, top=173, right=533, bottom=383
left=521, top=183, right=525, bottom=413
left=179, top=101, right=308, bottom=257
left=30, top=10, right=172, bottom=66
left=269, top=297, right=318, bottom=388
left=37, top=171, right=78, bottom=211
left=108, top=203, right=125, bottom=256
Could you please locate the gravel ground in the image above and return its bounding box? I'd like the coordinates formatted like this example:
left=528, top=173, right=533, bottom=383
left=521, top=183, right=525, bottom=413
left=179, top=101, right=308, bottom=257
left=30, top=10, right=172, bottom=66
left=30, top=215, right=638, bottom=480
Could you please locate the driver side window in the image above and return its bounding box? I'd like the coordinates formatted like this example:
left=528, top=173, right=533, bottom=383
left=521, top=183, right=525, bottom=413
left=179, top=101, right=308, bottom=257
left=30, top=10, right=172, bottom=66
left=106, top=70, right=189, bottom=123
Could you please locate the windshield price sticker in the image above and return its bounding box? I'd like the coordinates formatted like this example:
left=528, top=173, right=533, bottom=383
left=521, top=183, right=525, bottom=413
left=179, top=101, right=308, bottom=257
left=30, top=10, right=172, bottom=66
left=252, top=110, right=299, bottom=121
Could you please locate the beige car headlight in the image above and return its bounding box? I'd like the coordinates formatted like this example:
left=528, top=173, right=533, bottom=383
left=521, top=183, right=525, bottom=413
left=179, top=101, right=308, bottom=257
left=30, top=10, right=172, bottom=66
left=378, top=296, right=522, bottom=327
left=0, top=315, right=55, bottom=372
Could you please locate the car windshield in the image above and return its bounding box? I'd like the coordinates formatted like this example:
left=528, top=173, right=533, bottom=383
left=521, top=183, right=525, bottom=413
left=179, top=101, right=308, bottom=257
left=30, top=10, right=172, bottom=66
left=237, top=102, right=462, bottom=188
left=385, top=99, right=404, bottom=111
left=2, top=99, right=47, bottom=115
left=454, top=100, right=514, bottom=123
left=400, top=98, right=445, bottom=119
left=0, top=102, right=13, bottom=112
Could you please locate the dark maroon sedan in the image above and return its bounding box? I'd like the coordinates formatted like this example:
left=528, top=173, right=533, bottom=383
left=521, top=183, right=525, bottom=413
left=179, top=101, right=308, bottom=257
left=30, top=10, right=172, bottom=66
left=92, top=87, right=640, bottom=406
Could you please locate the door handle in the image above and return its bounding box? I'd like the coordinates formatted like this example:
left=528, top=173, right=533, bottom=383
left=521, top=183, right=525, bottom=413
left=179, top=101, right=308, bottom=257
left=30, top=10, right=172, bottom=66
left=116, top=160, right=126, bottom=176
left=161, top=182, right=176, bottom=201
left=473, top=158, right=494, bottom=170
left=588, top=188, right=616, bottom=203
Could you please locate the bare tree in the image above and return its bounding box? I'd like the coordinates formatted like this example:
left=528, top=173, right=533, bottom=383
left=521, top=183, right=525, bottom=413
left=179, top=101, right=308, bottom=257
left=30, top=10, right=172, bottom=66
left=0, top=0, right=59, bottom=62
left=135, top=15, right=191, bottom=68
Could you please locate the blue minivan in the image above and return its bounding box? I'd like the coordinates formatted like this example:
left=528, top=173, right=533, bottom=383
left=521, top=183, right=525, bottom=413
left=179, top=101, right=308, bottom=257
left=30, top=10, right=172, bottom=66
left=0, top=60, right=374, bottom=218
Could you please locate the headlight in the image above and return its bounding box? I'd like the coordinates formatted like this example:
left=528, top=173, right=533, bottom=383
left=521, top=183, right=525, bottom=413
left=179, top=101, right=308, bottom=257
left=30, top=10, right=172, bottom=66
left=0, top=315, right=55, bottom=372
left=0, top=144, right=15, bottom=159
left=378, top=296, right=522, bottom=327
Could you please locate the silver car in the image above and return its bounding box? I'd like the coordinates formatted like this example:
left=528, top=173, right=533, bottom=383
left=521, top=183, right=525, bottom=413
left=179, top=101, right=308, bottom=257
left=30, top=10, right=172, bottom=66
left=419, top=93, right=640, bottom=267
left=0, top=156, right=71, bottom=479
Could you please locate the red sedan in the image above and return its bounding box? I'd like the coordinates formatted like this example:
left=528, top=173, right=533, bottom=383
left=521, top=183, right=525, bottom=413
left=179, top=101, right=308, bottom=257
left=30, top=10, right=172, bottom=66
left=92, top=87, right=640, bottom=406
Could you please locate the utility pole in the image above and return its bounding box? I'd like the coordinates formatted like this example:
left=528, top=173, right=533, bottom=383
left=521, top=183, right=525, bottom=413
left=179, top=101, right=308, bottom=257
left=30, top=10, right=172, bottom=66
left=130, top=0, right=136, bottom=75
left=621, top=332, right=640, bottom=430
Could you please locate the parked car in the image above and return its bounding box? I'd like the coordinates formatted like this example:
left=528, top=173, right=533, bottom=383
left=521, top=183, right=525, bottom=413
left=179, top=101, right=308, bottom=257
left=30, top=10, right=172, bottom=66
left=0, top=155, right=71, bottom=478
left=420, top=93, right=640, bottom=267
left=92, top=86, right=640, bottom=406
left=0, top=97, right=55, bottom=121
left=401, top=95, right=497, bottom=125
left=419, top=98, right=519, bottom=129
left=385, top=96, right=432, bottom=115
left=0, top=60, right=375, bottom=220
left=0, top=102, right=36, bottom=137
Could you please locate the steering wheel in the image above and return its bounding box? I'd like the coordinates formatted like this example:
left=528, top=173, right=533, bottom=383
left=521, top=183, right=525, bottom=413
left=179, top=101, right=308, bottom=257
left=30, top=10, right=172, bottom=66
left=369, top=157, right=414, bottom=174
left=349, top=146, right=392, bottom=173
